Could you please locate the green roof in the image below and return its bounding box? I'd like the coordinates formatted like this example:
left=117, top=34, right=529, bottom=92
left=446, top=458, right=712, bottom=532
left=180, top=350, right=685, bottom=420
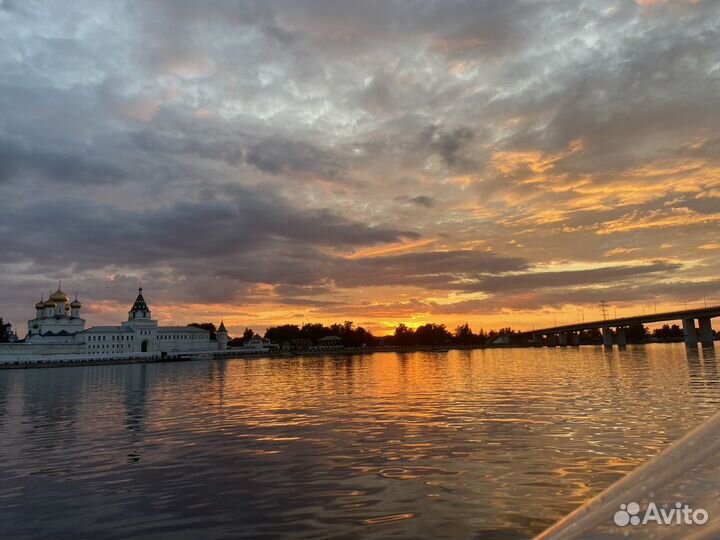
left=130, top=288, right=150, bottom=313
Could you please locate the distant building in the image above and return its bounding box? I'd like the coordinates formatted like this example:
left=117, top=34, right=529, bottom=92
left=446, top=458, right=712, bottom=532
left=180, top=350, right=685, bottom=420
left=27, top=287, right=85, bottom=345
left=2, top=321, right=18, bottom=343
left=317, top=335, right=343, bottom=349
left=491, top=335, right=510, bottom=345
left=244, top=334, right=266, bottom=349
left=243, top=334, right=278, bottom=352
left=3, top=285, right=227, bottom=357
left=289, top=338, right=313, bottom=352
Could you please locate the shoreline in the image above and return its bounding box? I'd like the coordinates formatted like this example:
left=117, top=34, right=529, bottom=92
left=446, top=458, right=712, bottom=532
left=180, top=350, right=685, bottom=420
left=0, top=340, right=708, bottom=371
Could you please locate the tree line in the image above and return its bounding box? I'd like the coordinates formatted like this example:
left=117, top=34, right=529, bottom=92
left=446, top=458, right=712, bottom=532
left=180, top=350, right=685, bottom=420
left=263, top=322, right=374, bottom=347
left=0, top=318, right=8, bottom=343
left=260, top=321, right=517, bottom=347
left=185, top=320, right=710, bottom=348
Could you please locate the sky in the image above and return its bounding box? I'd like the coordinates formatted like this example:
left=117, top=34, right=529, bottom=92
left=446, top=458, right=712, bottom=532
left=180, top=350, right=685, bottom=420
left=1, top=0, right=719, bottom=337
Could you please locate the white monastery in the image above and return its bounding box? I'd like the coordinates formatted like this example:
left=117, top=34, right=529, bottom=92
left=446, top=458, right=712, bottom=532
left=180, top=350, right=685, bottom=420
left=10, top=285, right=227, bottom=356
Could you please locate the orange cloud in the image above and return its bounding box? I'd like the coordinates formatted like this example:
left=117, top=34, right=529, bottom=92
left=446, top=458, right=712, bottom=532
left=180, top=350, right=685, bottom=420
left=597, top=208, right=720, bottom=235
left=604, top=247, right=640, bottom=257
left=492, top=140, right=583, bottom=176
left=346, top=239, right=437, bottom=259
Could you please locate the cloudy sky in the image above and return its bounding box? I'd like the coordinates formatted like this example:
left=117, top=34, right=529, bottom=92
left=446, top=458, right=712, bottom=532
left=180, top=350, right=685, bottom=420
left=1, top=0, right=719, bottom=336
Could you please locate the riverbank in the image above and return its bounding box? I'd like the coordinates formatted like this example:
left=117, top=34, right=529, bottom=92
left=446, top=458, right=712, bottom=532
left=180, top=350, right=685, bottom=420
left=5, top=341, right=713, bottom=370
left=0, top=348, right=276, bottom=370
left=0, top=344, right=480, bottom=370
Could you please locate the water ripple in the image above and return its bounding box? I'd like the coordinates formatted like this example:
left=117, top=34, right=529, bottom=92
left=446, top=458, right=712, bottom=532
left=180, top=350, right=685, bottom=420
left=0, top=344, right=717, bottom=539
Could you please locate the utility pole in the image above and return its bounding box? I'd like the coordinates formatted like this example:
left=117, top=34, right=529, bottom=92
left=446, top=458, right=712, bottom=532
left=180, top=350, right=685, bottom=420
left=600, top=300, right=608, bottom=321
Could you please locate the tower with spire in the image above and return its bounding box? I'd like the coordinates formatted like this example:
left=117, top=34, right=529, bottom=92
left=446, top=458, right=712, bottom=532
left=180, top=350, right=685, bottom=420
left=128, top=287, right=152, bottom=320
left=217, top=320, right=228, bottom=351
left=122, top=287, right=158, bottom=353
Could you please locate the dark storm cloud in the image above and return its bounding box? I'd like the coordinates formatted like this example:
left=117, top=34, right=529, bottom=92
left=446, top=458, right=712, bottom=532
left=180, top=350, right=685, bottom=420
left=428, top=277, right=720, bottom=316
left=130, top=128, right=246, bottom=167
left=0, top=136, right=125, bottom=184
left=394, top=195, right=437, bottom=208
left=409, top=196, right=435, bottom=208
left=330, top=250, right=528, bottom=289
left=418, top=125, right=476, bottom=168
left=272, top=284, right=335, bottom=298
left=0, top=187, right=417, bottom=270
left=245, top=137, right=345, bottom=180
left=462, top=262, right=683, bottom=294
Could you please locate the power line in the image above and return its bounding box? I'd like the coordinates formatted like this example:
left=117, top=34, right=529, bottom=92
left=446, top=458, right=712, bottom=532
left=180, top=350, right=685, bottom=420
left=599, top=300, right=609, bottom=321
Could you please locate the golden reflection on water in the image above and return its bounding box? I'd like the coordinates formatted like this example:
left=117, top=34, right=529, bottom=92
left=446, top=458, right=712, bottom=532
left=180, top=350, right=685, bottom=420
left=0, top=344, right=718, bottom=540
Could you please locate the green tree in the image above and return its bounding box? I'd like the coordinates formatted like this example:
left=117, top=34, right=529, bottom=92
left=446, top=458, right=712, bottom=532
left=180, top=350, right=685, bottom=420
left=454, top=322, right=474, bottom=344
left=626, top=322, right=648, bottom=343
left=242, top=327, right=254, bottom=342
left=0, top=318, right=8, bottom=343
left=476, top=328, right=488, bottom=345
left=328, top=321, right=375, bottom=347
left=352, top=326, right=375, bottom=347
left=415, top=323, right=452, bottom=346
left=264, top=324, right=301, bottom=342
left=299, top=323, right=329, bottom=342
left=393, top=323, right=415, bottom=346
left=263, top=321, right=376, bottom=347
left=653, top=324, right=683, bottom=341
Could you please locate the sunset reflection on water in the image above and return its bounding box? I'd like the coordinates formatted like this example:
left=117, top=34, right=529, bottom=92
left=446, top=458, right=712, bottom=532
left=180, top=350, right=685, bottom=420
left=1, top=344, right=718, bottom=539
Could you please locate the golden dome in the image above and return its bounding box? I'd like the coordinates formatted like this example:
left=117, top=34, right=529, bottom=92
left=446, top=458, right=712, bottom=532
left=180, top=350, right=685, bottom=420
left=35, top=301, right=45, bottom=309
left=49, top=288, right=69, bottom=303
left=44, top=300, right=56, bottom=308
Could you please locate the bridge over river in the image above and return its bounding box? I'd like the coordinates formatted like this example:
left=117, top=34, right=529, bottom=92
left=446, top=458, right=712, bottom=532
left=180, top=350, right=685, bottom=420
left=521, top=305, right=720, bottom=348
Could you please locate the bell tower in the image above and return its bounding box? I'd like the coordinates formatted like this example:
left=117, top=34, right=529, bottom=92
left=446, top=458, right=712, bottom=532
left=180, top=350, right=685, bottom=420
left=123, top=287, right=158, bottom=353
left=128, top=287, right=152, bottom=320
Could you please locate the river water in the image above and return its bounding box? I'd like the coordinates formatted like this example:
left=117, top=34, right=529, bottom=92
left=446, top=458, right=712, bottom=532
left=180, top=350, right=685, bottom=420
left=1, top=344, right=718, bottom=540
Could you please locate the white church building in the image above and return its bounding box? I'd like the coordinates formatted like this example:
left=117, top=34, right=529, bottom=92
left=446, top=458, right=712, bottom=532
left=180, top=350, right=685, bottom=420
left=13, top=285, right=228, bottom=357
